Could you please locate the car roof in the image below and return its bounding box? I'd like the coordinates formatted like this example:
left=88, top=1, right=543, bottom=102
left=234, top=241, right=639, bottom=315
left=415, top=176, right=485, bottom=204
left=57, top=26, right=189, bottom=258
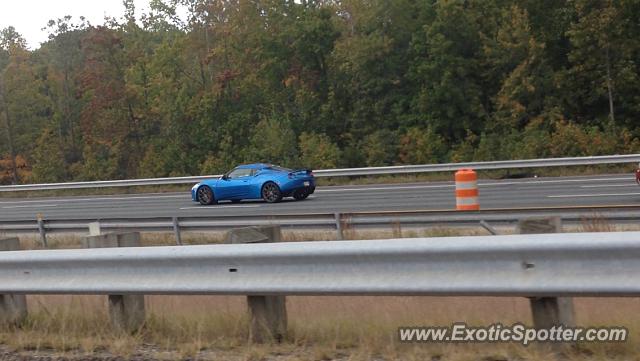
left=236, top=163, right=271, bottom=170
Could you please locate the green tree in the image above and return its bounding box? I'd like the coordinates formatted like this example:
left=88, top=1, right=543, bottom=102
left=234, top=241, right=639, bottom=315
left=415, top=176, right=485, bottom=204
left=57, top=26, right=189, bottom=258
left=362, top=129, right=398, bottom=167
left=199, top=134, right=237, bottom=175
left=1, top=28, right=50, bottom=183
left=31, top=128, right=67, bottom=182
left=484, top=5, right=552, bottom=130
left=298, top=132, right=340, bottom=169
left=0, top=0, right=639, bottom=184
left=409, top=1, right=488, bottom=142
left=327, top=0, right=419, bottom=142
left=78, top=141, right=119, bottom=180
left=564, top=0, right=640, bottom=126
left=246, top=116, right=298, bottom=166
left=398, top=127, right=446, bottom=164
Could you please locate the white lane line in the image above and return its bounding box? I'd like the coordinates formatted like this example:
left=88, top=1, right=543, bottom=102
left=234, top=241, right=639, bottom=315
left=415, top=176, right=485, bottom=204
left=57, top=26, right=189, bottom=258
left=547, top=192, right=640, bottom=198
left=480, top=177, right=633, bottom=186
left=2, top=204, right=58, bottom=209
left=317, top=185, right=453, bottom=192
left=0, top=194, right=187, bottom=205
left=316, top=177, right=635, bottom=193
left=180, top=205, right=261, bottom=210
left=580, top=184, right=638, bottom=188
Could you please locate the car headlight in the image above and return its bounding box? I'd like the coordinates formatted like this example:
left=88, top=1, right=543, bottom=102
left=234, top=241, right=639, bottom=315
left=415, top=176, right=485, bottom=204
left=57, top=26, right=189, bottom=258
left=191, top=183, right=200, bottom=191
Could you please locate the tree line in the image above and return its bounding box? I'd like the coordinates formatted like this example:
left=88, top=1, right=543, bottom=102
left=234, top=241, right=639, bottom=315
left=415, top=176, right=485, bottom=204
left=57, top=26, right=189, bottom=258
left=1, top=0, right=639, bottom=184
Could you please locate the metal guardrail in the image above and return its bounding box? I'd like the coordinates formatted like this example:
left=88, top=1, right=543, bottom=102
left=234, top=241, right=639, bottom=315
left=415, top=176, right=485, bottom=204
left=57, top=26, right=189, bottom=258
left=0, top=154, right=638, bottom=192
left=316, top=154, right=640, bottom=177
left=0, top=175, right=212, bottom=192
left=0, top=232, right=638, bottom=295
left=1, top=206, right=638, bottom=241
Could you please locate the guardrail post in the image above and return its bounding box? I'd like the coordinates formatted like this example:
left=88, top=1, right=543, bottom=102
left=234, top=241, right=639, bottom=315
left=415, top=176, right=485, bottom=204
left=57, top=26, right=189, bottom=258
left=172, top=217, right=182, bottom=245
left=0, top=238, right=27, bottom=325
left=83, top=232, right=145, bottom=333
left=36, top=214, right=47, bottom=247
left=518, top=217, right=575, bottom=328
left=88, top=221, right=101, bottom=236
left=334, top=213, right=343, bottom=240
left=225, top=226, right=287, bottom=343
left=479, top=220, right=498, bottom=235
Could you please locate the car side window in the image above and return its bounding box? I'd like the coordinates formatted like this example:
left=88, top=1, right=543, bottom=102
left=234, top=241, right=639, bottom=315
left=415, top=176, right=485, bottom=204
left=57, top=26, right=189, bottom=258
left=227, top=168, right=253, bottom=179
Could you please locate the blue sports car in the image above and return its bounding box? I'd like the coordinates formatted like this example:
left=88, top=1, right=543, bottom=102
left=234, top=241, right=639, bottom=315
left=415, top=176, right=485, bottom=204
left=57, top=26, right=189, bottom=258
left=191, top=163, right=316, bottom=205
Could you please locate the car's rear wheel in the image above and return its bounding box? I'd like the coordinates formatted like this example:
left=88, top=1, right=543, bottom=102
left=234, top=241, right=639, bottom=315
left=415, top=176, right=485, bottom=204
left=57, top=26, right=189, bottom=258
left=197, top=186, right=216, bottom=205
left=261, top=182, right=283, bottom=203
left=293, top=189, right=309, bottom=201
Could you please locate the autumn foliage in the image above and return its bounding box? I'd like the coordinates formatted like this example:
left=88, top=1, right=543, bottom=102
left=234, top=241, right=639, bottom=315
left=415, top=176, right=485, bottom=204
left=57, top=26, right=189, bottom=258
left=1, top=1, right=639, bottom=185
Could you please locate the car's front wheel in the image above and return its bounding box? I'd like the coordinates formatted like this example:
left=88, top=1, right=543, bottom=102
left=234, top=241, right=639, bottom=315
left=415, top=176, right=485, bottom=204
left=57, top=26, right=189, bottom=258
left=197, top=185, right=216, bottom=205
left=293, top=189, right=310, bottom=201
left=261, top=182, right=283, bottom=203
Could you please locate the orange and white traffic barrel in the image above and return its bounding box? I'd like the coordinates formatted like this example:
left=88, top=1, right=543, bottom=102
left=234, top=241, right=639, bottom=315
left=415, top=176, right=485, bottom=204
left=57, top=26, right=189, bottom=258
left=455, top=169, right=479, bottom=210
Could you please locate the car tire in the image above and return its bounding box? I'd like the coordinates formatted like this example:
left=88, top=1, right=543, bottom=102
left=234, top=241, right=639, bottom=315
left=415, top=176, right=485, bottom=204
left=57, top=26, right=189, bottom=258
left=261, top=182, right=283, bottom=203
left=293, top=189, right=309, bottom=201
left=196, top=185, right=216, bottom=205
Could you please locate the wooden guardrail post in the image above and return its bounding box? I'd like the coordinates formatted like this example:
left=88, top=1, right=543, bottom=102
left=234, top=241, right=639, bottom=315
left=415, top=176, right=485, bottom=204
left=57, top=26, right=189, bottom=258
left=83, top=232, right=145, bottom=333
left=518, top=217, right=575, bottom=328
left=0, top=238, right=27, bottom=325
left=225, top=226, right=287, bottom=343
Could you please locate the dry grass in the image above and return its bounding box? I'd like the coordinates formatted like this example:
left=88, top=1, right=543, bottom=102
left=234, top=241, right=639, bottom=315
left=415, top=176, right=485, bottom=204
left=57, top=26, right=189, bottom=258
left=0, top=296, right=637, bottom=360
left=4, top=232, right=229, bottom=250
left=579, top=213, right=616, bottom=233
left=7, top=226, right=487, bottom=250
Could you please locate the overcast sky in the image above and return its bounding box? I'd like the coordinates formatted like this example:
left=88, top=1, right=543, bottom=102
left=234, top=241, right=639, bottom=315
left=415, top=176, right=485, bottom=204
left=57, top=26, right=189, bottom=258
left=0, top=0, right=152, bottom=49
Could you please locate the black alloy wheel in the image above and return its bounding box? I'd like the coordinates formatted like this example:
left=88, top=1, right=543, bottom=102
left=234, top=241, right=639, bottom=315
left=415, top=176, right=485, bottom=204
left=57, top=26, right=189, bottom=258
left=293, top=189, right=309, bottom=201
left=261, top=182, right=283, bottom=203
left=197, top=186, right=215, bottom=205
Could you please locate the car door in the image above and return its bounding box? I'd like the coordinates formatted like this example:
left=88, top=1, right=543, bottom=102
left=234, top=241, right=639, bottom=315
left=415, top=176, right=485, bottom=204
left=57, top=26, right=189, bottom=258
left=235, top=169, right=257, bottom=198
left=229, top=170, right=254, bottom=198
left=216, top=168, right=252, bottom=199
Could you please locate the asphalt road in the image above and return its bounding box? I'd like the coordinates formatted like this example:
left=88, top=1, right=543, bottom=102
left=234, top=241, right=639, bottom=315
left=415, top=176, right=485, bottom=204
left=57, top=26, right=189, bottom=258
left=0, top=174, right=639, bottom=221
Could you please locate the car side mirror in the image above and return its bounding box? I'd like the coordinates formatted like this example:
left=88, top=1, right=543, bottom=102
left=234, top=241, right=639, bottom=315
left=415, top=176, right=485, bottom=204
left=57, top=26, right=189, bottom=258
left=221, top=174, right=228, bottom=181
